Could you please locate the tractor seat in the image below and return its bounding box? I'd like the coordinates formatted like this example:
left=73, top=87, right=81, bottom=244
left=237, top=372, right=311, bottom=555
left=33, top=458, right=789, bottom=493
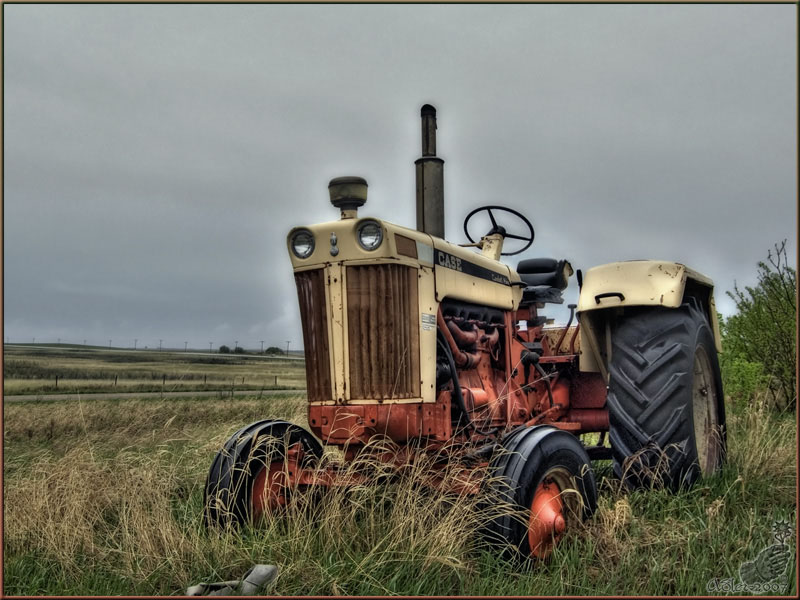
left=516, top=258, right=573, bottom=290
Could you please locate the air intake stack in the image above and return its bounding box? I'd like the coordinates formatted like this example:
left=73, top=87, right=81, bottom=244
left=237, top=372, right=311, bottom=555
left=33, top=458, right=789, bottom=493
left=329, top=176, right=368, bottom=220
left=415, top=104, right=445, bottom=238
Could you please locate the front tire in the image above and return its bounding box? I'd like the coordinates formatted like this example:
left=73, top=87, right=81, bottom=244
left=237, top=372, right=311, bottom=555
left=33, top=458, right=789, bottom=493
left=607, top=298, right=726, bottom=491
left=485, top=426, right=597, bottom=559
left=204, top=420, right=323, bottom=528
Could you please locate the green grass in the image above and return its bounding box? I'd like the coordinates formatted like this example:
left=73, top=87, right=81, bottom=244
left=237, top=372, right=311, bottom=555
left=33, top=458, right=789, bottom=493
left=3, top=385, right=796, bottom=596
left=3, top=345, right=305, bottom=395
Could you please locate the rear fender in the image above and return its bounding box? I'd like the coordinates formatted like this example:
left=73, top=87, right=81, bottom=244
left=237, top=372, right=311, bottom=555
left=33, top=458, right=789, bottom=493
left=576, top=260, right=722, bottom=377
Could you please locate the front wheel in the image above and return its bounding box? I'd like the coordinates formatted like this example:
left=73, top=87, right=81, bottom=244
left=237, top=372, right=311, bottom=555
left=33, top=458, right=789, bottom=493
left=204, top=420, right=323, bottom=528
left=484, top=426, right=597, bottom=559
left=607, top=298, right=726, bottom=490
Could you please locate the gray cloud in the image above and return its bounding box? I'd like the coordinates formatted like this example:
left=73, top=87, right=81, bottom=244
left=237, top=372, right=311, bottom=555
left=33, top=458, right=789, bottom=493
left=3, top=4, right=796, bottom=349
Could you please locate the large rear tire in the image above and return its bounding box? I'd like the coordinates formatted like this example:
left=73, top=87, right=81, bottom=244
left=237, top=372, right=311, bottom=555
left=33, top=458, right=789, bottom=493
left=204, top=420, right=323, bottom=528
left=485, top=425, right=597, bottom=559
left=607, top=298, right=726, bottom=491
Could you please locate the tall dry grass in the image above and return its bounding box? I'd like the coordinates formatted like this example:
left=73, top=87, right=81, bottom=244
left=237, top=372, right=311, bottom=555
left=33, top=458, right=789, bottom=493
left=727, top=390, right=796, bottom=495
left=3, top=392, right=796, bottom=595
left=4, top=431, right=518, bottom=595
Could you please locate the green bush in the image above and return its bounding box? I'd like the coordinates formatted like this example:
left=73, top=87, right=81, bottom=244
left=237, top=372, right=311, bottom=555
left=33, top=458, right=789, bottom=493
left=722, top=240, right=796, bottom=411
left=718, top=351, right=768, bottom=410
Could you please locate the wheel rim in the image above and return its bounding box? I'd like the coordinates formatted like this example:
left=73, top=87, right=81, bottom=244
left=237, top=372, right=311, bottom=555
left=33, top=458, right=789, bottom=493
left=527, top=467, right=573, bottom=559
left=692, top=346, right=720, bottom=475
left=251, top=460, right=289, bottom=521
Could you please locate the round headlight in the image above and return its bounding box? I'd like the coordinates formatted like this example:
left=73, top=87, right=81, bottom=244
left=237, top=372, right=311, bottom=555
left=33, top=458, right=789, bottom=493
left=357, top=220, right=383, bottom=251
left=290, top=229, right=315, bottom=258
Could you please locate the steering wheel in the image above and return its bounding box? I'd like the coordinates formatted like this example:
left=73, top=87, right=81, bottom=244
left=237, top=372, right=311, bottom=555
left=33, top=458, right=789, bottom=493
left=463, top=205, right=535, bottom=256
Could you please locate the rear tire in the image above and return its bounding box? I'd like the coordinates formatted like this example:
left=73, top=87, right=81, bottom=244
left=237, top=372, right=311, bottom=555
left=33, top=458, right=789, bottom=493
left=484, top=426, right=597, bottom=559
left=607, top=298, right=726, bottom=491
left=204, top=420, right=323, bottom=528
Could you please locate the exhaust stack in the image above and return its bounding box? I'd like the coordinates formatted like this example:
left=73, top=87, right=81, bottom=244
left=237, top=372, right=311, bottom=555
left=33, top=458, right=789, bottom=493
left=415, top=104, right=445, bottom=238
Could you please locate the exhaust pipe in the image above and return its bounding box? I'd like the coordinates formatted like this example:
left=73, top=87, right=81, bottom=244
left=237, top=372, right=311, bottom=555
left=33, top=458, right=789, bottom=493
left=415, top=104, right=445, bottom=238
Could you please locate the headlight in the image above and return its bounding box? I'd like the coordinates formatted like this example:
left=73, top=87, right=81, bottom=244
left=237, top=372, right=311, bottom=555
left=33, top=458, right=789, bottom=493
left=290, top=229, right=315, bottom=258
left=357, top=220, right=383, bottom=251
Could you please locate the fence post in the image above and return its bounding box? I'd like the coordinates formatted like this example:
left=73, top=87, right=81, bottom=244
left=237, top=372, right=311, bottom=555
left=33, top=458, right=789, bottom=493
left=274, top=375, right=278, bottom=386
left=55, top=375, right=58, bottom=389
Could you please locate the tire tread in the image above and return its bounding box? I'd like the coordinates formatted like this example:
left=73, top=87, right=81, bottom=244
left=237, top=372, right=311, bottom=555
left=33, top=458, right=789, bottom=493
left=607, top=301, right=722, bottom=489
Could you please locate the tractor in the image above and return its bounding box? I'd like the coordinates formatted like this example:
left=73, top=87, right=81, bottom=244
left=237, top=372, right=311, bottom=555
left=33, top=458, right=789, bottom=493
left=205, top=104, right=726, bottom=559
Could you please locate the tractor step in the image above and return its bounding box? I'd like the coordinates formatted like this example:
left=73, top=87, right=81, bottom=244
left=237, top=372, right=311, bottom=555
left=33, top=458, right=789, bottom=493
left=522, top=341, right=544, bottom=353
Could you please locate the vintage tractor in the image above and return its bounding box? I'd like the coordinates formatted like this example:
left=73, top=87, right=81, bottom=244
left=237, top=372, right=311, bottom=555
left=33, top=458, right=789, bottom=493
left=205, top=105, right=726, bottom=559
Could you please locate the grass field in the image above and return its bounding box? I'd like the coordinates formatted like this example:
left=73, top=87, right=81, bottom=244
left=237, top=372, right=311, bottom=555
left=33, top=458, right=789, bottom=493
left=2, top=345, right=305, bottom=395
left=2, top=349, right=797, bottom=596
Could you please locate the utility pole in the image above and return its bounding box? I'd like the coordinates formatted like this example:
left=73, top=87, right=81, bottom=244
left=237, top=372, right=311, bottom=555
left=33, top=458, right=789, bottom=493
left=235, top=340, right=239, bottom=352
left=32, top=337, right=35, bottom=344
left=134, top=339, right=138, bottom=350
left=260, top=340, right=264, bottom=353
left=159, top=339, right=163, bottom=352
left=209, top=341, right=213, bottom=352
left=109, top=339, right=112, bottom=349
left=184, top=341, right=188, bottom=352
left=57, top=338, right=61, bottom=345
left=286, top=340, right=290, bottom=356
left=83, top=339, right=87, bottom=346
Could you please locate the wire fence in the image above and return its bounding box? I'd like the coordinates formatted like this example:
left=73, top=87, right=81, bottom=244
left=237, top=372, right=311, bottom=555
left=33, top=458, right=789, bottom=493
left=3, top=337, right=303, bottom=356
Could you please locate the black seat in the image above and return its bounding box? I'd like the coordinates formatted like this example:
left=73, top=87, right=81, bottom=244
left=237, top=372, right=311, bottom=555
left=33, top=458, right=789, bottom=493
left=517, top=258, right=571, bottom=291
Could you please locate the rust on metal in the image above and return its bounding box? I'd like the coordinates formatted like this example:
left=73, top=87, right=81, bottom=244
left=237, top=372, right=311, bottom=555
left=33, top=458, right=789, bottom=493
left=294, top=269, right=332, bottom=402
left=569, top=372, right=607, bottom=409
left=346, top=264, right=421, bottom=399
left=308, top=394, right=451, bottom=444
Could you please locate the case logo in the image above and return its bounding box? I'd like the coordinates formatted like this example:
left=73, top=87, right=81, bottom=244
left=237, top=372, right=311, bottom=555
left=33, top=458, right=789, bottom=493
left=437, top=251, right=462, bottom=272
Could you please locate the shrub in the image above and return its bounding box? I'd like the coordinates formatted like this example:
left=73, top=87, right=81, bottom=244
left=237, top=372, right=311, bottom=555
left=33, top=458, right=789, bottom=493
left=218, top=345, right=231, bottom=354
left=723, top=240, right=796, bottom=411
left=718, top=351, right=768, bottom=410
left=265, top=346, right=284, bottom=356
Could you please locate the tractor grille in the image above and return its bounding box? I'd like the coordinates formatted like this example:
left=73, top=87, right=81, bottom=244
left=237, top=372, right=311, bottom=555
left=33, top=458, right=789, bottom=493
left=346, top=264, right=421, bottom=399
left=294, top=269, right=331, bottom=403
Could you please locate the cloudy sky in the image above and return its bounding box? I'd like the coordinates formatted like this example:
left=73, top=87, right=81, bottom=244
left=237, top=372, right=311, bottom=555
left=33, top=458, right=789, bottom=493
left=3, top=4, right=796, bottom=351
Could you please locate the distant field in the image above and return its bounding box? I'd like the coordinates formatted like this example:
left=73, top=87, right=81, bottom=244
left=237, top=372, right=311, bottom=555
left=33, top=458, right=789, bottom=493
left=2, top=345, right=306, bottom=395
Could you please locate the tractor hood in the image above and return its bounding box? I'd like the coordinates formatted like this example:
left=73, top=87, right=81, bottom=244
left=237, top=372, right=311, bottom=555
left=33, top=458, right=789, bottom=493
left=287, top=218, right=434, bottom=269
left=287, top=217, right=521, bottom=310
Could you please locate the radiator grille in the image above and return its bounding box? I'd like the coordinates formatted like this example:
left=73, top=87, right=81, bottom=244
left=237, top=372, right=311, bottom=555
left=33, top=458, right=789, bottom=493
left=294, top=269, right=331, bottom=403
left=346, top=264, right=421, bottom=399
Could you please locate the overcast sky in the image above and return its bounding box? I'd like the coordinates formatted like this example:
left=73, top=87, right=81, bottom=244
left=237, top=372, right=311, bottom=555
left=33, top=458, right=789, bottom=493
left=3, top=4, right=796, bottom=351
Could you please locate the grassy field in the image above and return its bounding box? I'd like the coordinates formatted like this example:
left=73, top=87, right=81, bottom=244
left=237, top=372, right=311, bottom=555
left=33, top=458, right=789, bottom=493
left=2, top=345, right=305, bottom=395
left=3, top=379, right=796, bottom=596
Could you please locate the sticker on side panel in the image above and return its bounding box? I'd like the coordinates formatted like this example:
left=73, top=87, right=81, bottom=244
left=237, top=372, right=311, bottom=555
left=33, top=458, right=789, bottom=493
left=416, top=241, right=434, bottom=265
left=421, top=313, right=436, bottom=331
